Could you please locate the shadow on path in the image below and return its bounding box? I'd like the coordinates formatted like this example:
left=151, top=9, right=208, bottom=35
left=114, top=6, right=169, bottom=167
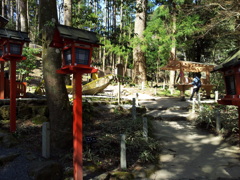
left=150, top=120, right=240, bottom=180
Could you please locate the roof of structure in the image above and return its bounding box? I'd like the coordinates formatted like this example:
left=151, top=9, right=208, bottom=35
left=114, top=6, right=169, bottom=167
left=0, top=28, right=30, bottom=42
left=0, top=16, right=8, bottom=28
left=161, top=60, right=215, bottom=73
left=213, top=49, right=240, bottom=72
left=55, top=24, right=102, bottom=45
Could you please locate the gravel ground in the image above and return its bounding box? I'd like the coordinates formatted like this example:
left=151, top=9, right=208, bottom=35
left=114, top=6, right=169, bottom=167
left=0, top=146, right=32, bottom=180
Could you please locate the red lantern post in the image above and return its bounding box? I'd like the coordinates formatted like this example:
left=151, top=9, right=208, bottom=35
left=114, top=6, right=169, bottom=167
left=50, top=25, right=102, bottom=180
left=73, top=71, right=83, bottom=179
left=10, top=60, right=17, bottom=132
left=0, top=61, right=4, bottom=99
left=0, top=28, right=30, bottom=132
left=213, top=50, right=240, bottom=145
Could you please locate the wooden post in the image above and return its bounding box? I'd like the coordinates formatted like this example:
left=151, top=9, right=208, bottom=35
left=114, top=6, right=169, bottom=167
left=120, top=134, right=127, bottom=169
left=141, top=81, right=144, bottom=90
left=118, top=81, right=121, bottom=105
left=192, top=98, right=196, bottom=113
left=206, top=70, right=210, bottom=84
left=73, top=72, right=83, bottom=180
left=215, top=109, right=221, bottom=133
left=180, top=64, right=184, bottom=84
left=42, top=122, right=50, bottom=158
left=135, top=93, right=139, bottom=107
left=215, top=91, right=219, bottom=102
left=10, top=60, right=16, bottom=132
left=132, top=98, right=136, bottom=120
left=143, top=117, right=148, bottom=141
left=162, top=80, right=165, bottom=90
left=197, top=93, right=203, bottom=112
left=198, top=92, right=201, bottom=102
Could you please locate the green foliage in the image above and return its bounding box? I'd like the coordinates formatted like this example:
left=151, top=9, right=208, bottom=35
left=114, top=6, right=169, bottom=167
left=83, top=104, right=161, bottom=167
left=195, top=104, right=239, bottom=135
left=156, top=88, right=181, bottom=97
left=143, top=4, right=203, bottom=76
left=44, top=20, right=56, bottom=27
left=17, top=47, right=40, bottom=81
left=72, top=1, right=100, bottom=30
left=210, top=72, right=225, bottom=94
left=196, top=104, right=216, bottom=129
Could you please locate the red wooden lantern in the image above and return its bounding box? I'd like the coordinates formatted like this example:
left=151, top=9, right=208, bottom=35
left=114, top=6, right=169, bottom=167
left=213, top=49, right=240, bottom=146
left=0, top=29, right=30, bottom=61
left=50, top=24, right=102, bottom=180
left=213, top=50, right=240, bottom=106
left=50, top=24, right=102, bottom=74
left=0, top=28, right=30, bottom=132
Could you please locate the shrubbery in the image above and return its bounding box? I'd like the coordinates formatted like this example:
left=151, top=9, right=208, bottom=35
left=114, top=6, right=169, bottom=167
left=82, top=103, right=161, bottom=170
left=195, top=104, right=239, bottom=137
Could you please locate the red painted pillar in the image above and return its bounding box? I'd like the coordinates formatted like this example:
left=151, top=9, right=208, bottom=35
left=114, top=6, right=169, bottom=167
left=0, top=62, right=4, bottom=99
left=10, top=60, right=16, bottom=132
left=73, top=71, right=83, bottom=180
left=238, top=107, right=240, bottom=147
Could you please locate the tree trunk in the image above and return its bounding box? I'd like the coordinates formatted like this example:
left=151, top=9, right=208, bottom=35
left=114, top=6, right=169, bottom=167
left=39, top=0, right=72, bottom=152
left=169, top=2, right=177, bottom=91
left=64, top=0, right=72, bottom=85
left=19, top=0, right=28, bottom=32
left=102, top=0, right=108, bottom=72
left=6, top=0, right=10, bottom=19
left=133, top=0, right=147, bottom=85
left=64, top=0, right=72, bottom=26
left=235, top=0, right=240, bottom=46
left=16, top=0, right=20, bottom=30
left=2, top=0, right=5, bottom=17
left=10, top=0, right=14, bottom=22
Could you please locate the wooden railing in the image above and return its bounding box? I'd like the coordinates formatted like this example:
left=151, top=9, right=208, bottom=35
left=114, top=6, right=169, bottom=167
left=1, top=79, right=27, bottom=99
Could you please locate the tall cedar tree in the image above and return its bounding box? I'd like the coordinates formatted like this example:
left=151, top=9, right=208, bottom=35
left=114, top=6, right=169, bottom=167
left=39, top=0, right=72, bottom=151
left=19, top=0, right=28, bottom=32
left=133, top=0, right=147, bottom=84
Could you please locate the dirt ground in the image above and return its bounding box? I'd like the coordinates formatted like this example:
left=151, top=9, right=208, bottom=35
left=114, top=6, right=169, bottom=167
left=137, top=95, right=240, bottom=180
left=1, top=87, right=240, bottom=179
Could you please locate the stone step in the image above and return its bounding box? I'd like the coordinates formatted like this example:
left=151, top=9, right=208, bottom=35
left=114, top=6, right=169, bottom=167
left=145, top=108, right=198, bottom=121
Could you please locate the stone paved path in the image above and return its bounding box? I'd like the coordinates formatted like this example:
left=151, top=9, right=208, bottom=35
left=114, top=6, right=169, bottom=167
left=139, top=97, right=240, bottom=180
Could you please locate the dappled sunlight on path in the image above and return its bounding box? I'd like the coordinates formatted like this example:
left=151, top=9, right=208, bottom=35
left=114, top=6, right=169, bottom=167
left=150, top=120, right=240, bottom=180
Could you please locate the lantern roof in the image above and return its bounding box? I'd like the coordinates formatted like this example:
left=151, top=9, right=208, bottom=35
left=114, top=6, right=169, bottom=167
left=0, top=16, right=8, bottom=28
left=213, top=49, right=240, bottom=72
left=50, top=24, right=103, bottom=48
left=0, top=28, right=30, bottom=42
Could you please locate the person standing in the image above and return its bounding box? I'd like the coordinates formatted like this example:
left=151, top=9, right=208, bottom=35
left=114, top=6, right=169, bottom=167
left=190, top=73, right=201, bottom=100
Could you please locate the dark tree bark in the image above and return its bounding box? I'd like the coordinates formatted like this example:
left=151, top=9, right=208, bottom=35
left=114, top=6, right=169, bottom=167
left=39, top=0, right=72, bottom=152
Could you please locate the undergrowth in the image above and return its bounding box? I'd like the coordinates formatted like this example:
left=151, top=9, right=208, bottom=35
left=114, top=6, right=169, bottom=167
left=82, top=102, right=161, bottom=171
left=195, top=103, right=239, bottom=138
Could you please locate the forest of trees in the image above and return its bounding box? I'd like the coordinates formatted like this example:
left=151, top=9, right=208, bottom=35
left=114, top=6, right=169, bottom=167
left=1, top=0, right=240, bottom=150
left=1, top=0, right=240, bottom=84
